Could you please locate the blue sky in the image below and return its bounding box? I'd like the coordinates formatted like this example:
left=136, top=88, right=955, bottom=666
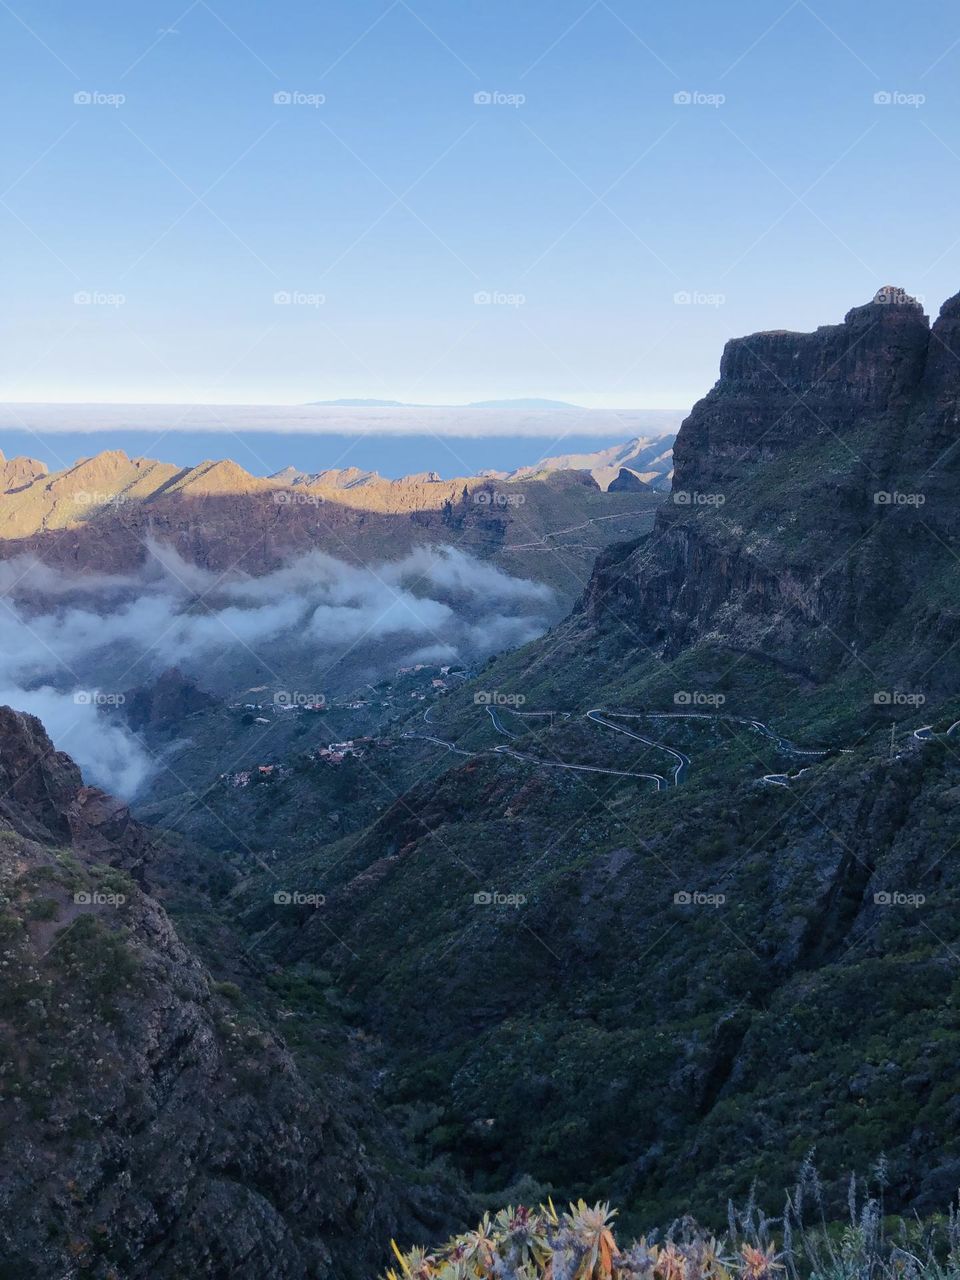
left=3, top=0, right=960, bottom=410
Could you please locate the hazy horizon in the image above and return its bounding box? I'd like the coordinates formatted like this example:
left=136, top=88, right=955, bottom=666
left=0, top=423, right=678, bottom=481
left=0, top=402, right=684, bottom=480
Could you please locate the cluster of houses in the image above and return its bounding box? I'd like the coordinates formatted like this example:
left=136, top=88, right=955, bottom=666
left=220, top=763, right=292, bottom=788
left=315, top=740, right=364, bottom=765
left=230, top=695, right=380, bottom=716
left=218, top=665, right=463, bottom=790
left=220, top=733, right=400, bottom=787
left=313, top=735, right=398, bottom=765
left=228, top=668, right=460, bottom=726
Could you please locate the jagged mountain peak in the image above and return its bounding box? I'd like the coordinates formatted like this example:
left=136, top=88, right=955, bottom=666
left=0, top=451, right=47, bottom=493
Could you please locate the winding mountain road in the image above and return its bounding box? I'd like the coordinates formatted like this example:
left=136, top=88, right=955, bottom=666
left=760, top=765, right=817, bottom=788
left=644, top=711, right=830, bottom=758
left=585, top=710, right=690, bottom=784
left=405, top=701, right=836, bottom=794
left=503, top=507, right=656, bottom=553
left=485, top=705, right=519, bottom=738
left=914, top=721, right=960, bottom=741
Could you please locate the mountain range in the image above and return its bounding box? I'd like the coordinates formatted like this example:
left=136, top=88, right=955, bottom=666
left=0, top=435, right=673, bottom=601
left=2, top=286, right=960, bottom=1275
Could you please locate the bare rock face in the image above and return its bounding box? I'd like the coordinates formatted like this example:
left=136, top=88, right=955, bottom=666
left=0, top=706, right=428, bottom=1278
left=0, top=703, right=81, bottom=841
left=671, top=287, right=930, bottom=494
left=582, top=287, right=960, bottom=689
left=0, top=450, right=47, bottom=492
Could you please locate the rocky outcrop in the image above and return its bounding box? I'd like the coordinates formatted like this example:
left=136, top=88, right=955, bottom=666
left=607, top=467, right=651, bottom=492
left=671, top=287, right=930, bottom=494
left=0, top=449, right=47, bottom=492
left=122, top=668, right=219, bottom=735
left=582, top=287, right=960, bottom=688
left=0, top=707, right=442, bottom=1278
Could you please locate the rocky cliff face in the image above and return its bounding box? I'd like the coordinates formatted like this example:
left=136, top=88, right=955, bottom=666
left=0, top=707, right=444, bottom=1278
left=582, top=288, right=960, bottom=689
left=672, top=287, right=930, bottom=492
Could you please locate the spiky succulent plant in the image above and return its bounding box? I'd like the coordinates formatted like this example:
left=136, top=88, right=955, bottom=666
left=383, top=1178, right=960, bottom=1280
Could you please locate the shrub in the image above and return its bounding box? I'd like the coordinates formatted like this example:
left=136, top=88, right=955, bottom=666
left=213, top=980, right=243, bottom=1003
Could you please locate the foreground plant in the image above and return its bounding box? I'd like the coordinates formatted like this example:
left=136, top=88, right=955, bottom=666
left=384, top=1163, right=960, bottom=1280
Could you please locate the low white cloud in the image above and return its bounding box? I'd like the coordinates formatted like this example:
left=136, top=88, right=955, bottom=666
left=0, top=683, right=154, bottom=800
left=0, top=542, right=554, bottom=799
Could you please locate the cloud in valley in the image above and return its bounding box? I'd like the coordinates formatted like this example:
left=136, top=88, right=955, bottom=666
left=0, top=542, right=554, bottom=799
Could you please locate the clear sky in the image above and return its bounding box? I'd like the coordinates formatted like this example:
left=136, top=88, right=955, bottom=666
left=3, top=0, right=960, bottom=410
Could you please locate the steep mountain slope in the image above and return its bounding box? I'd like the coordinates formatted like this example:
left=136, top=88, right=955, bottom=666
left=195, top=287, right=960, bottom=1232
left=0, top=706, right=454, bottom=1278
